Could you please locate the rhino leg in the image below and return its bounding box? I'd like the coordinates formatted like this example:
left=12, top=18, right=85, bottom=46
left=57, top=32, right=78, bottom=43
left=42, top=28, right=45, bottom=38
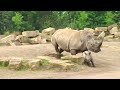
left=70, top=49, right=77, bottom=55
left=59, top=48, right=64, bottom=54
left=84, top=59, right=95, bottom=67
left=90, top=59, right=95, bottom=67
left=54, top=45, right=63, bottom=55
left=83, top=59, right=90, bottom=66
left=54, top=44, right=61, bottom=55
left=51, top=37, right=60, bottom=54
left=54, top=47, right=64, bottom=59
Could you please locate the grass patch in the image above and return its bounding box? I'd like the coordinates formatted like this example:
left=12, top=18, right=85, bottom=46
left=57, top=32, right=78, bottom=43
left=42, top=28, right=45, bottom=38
left=39, top=59, right=51, bottom=70
left=0, top=66, right=8, bottom=69
left=40, top=59, right=50, bottom=66
left=0, top=60, right=9, bottom=67
left=0, top=43, right=10, bottom=46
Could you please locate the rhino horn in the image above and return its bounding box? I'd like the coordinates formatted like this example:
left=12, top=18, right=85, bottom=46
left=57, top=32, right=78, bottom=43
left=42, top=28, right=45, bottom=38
left=94, top=35, right=104, bottom=47
left=97, top=37, right=104, bottom=47
left=97, top=31, right=105, bottom=38
left=95, top=32, right=104, bottom=41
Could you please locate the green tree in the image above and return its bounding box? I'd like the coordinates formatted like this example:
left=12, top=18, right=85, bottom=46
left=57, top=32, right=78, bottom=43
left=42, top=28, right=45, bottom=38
left=12, top=12, right=24, bottom=31
left=88, top=11, right=106, bottom=28
left=69, top=11, right=89, bottom=29
left=104, top=11, right=115, bottom=26
left=0, top=11, right=14, bottom=34
left=0, top=11, right=119, bottom=35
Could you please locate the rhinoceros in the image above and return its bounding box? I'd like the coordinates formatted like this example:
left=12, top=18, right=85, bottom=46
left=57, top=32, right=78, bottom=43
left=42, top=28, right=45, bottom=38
left=82, top=51, right=95, bottom=67
left=51, top=28, right=104, bottom=56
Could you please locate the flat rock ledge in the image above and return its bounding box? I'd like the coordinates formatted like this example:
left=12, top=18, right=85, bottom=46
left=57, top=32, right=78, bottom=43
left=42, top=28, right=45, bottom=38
left=0, top=55, right=85, bottom=71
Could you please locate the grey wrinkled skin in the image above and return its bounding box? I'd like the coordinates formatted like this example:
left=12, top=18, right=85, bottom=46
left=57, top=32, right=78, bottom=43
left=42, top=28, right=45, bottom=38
left=82, top=51, right=95, bottom=67
left=51, top=29, right=104, bottom=56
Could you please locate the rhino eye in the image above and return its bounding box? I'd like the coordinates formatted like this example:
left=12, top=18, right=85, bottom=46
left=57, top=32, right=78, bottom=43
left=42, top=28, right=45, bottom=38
left=95, top=42, right=97, bottom=44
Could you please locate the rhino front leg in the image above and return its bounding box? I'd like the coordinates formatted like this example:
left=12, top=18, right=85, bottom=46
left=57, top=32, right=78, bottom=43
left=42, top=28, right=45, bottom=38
left=90, top=59, right=95, bottom=67
left=59, top=48, right=64, bottom=54
left=83, top=59, right=91, bottom=66
left=70, top=49, right=77, bottom=55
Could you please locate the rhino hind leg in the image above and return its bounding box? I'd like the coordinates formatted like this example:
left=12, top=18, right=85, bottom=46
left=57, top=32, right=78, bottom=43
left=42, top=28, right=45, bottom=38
left=53, top=43, right=64, bottom=58
left=51, top=37, right=60, bottom=54
left=54, top=44, right=61, bottom=54
left=70, top=49, right=77, bottom=55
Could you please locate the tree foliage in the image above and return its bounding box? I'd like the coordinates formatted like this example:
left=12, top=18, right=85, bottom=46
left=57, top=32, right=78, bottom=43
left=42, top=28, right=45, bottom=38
left=12, top=12, right=24, bottom=31
left=0, top=11, right=119, bottom=34
left=104, top=11, right=115, bottom=26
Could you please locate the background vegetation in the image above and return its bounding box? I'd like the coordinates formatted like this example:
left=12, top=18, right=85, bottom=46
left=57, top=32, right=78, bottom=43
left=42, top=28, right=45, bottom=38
left=0, top=11, right=120, bottom=34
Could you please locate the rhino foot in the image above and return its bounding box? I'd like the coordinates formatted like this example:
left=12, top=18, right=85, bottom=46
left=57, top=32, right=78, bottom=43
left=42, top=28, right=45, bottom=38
left=70, top=49, right=77, bottom=55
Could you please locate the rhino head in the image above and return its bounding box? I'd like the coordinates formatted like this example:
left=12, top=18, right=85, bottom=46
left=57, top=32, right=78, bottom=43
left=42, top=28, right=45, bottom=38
left=86, top=35, right=104, bottom=53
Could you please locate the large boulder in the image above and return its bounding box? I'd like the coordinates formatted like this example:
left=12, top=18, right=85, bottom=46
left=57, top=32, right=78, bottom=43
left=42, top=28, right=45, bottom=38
left=37, top=56, right=76, bottom=71
left=0, top=34, right=16, bottom=43
left=94, top=27, right=108, bottom=36
left=41, top=27, right=56, bottom=42
left=28, top=59, right=41, bottom=70
left=114, top=32, right=120, bottom=38
left=61, top=55, right=84, bottom=65
left=108, top=23, right=118, bottom=31
left=95, top=27, right=108, bottom=32
left=104, top=35, right=114, bottom=41
left=15, top=35, right=30, bottom=43
left=8, top=60, right=22, bottom=70
left=41, top=38, right=47, bottom=44
left=84, top=28, right=94, bottom=34
left=29, top=36, right=42, bottom=44
left=40, top=33, right=52, bottom=42
left=109, top=27, right=118, bottom=35
left=9, top=41, right=22, bottom=46
left=114, top=38, right=120, bottom=42
left=42, top=27, right=56, bottom=35
left=22, top=30, right=39, bottom=38
left=29, top=36, right=47, bottom=44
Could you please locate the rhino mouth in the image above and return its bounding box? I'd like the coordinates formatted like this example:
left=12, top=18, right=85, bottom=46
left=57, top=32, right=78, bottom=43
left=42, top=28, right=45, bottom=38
left=94, top=49, right=101, bottom=53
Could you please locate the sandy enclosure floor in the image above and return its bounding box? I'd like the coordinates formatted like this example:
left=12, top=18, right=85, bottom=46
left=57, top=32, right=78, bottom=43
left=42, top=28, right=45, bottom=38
left=0, top=42, right=120, bottom=79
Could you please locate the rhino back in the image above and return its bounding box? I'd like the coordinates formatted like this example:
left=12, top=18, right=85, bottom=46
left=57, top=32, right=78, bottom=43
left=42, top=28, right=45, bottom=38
left=68, top=31, right=82, bottom=50
left=52, top=29, right=78, bottom=51
left=69, top=30, right=94, bottom=51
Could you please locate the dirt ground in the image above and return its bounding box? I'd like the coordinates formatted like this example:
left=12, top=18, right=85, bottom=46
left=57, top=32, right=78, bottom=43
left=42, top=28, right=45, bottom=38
left=0, top=42, right=120, bottom=79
